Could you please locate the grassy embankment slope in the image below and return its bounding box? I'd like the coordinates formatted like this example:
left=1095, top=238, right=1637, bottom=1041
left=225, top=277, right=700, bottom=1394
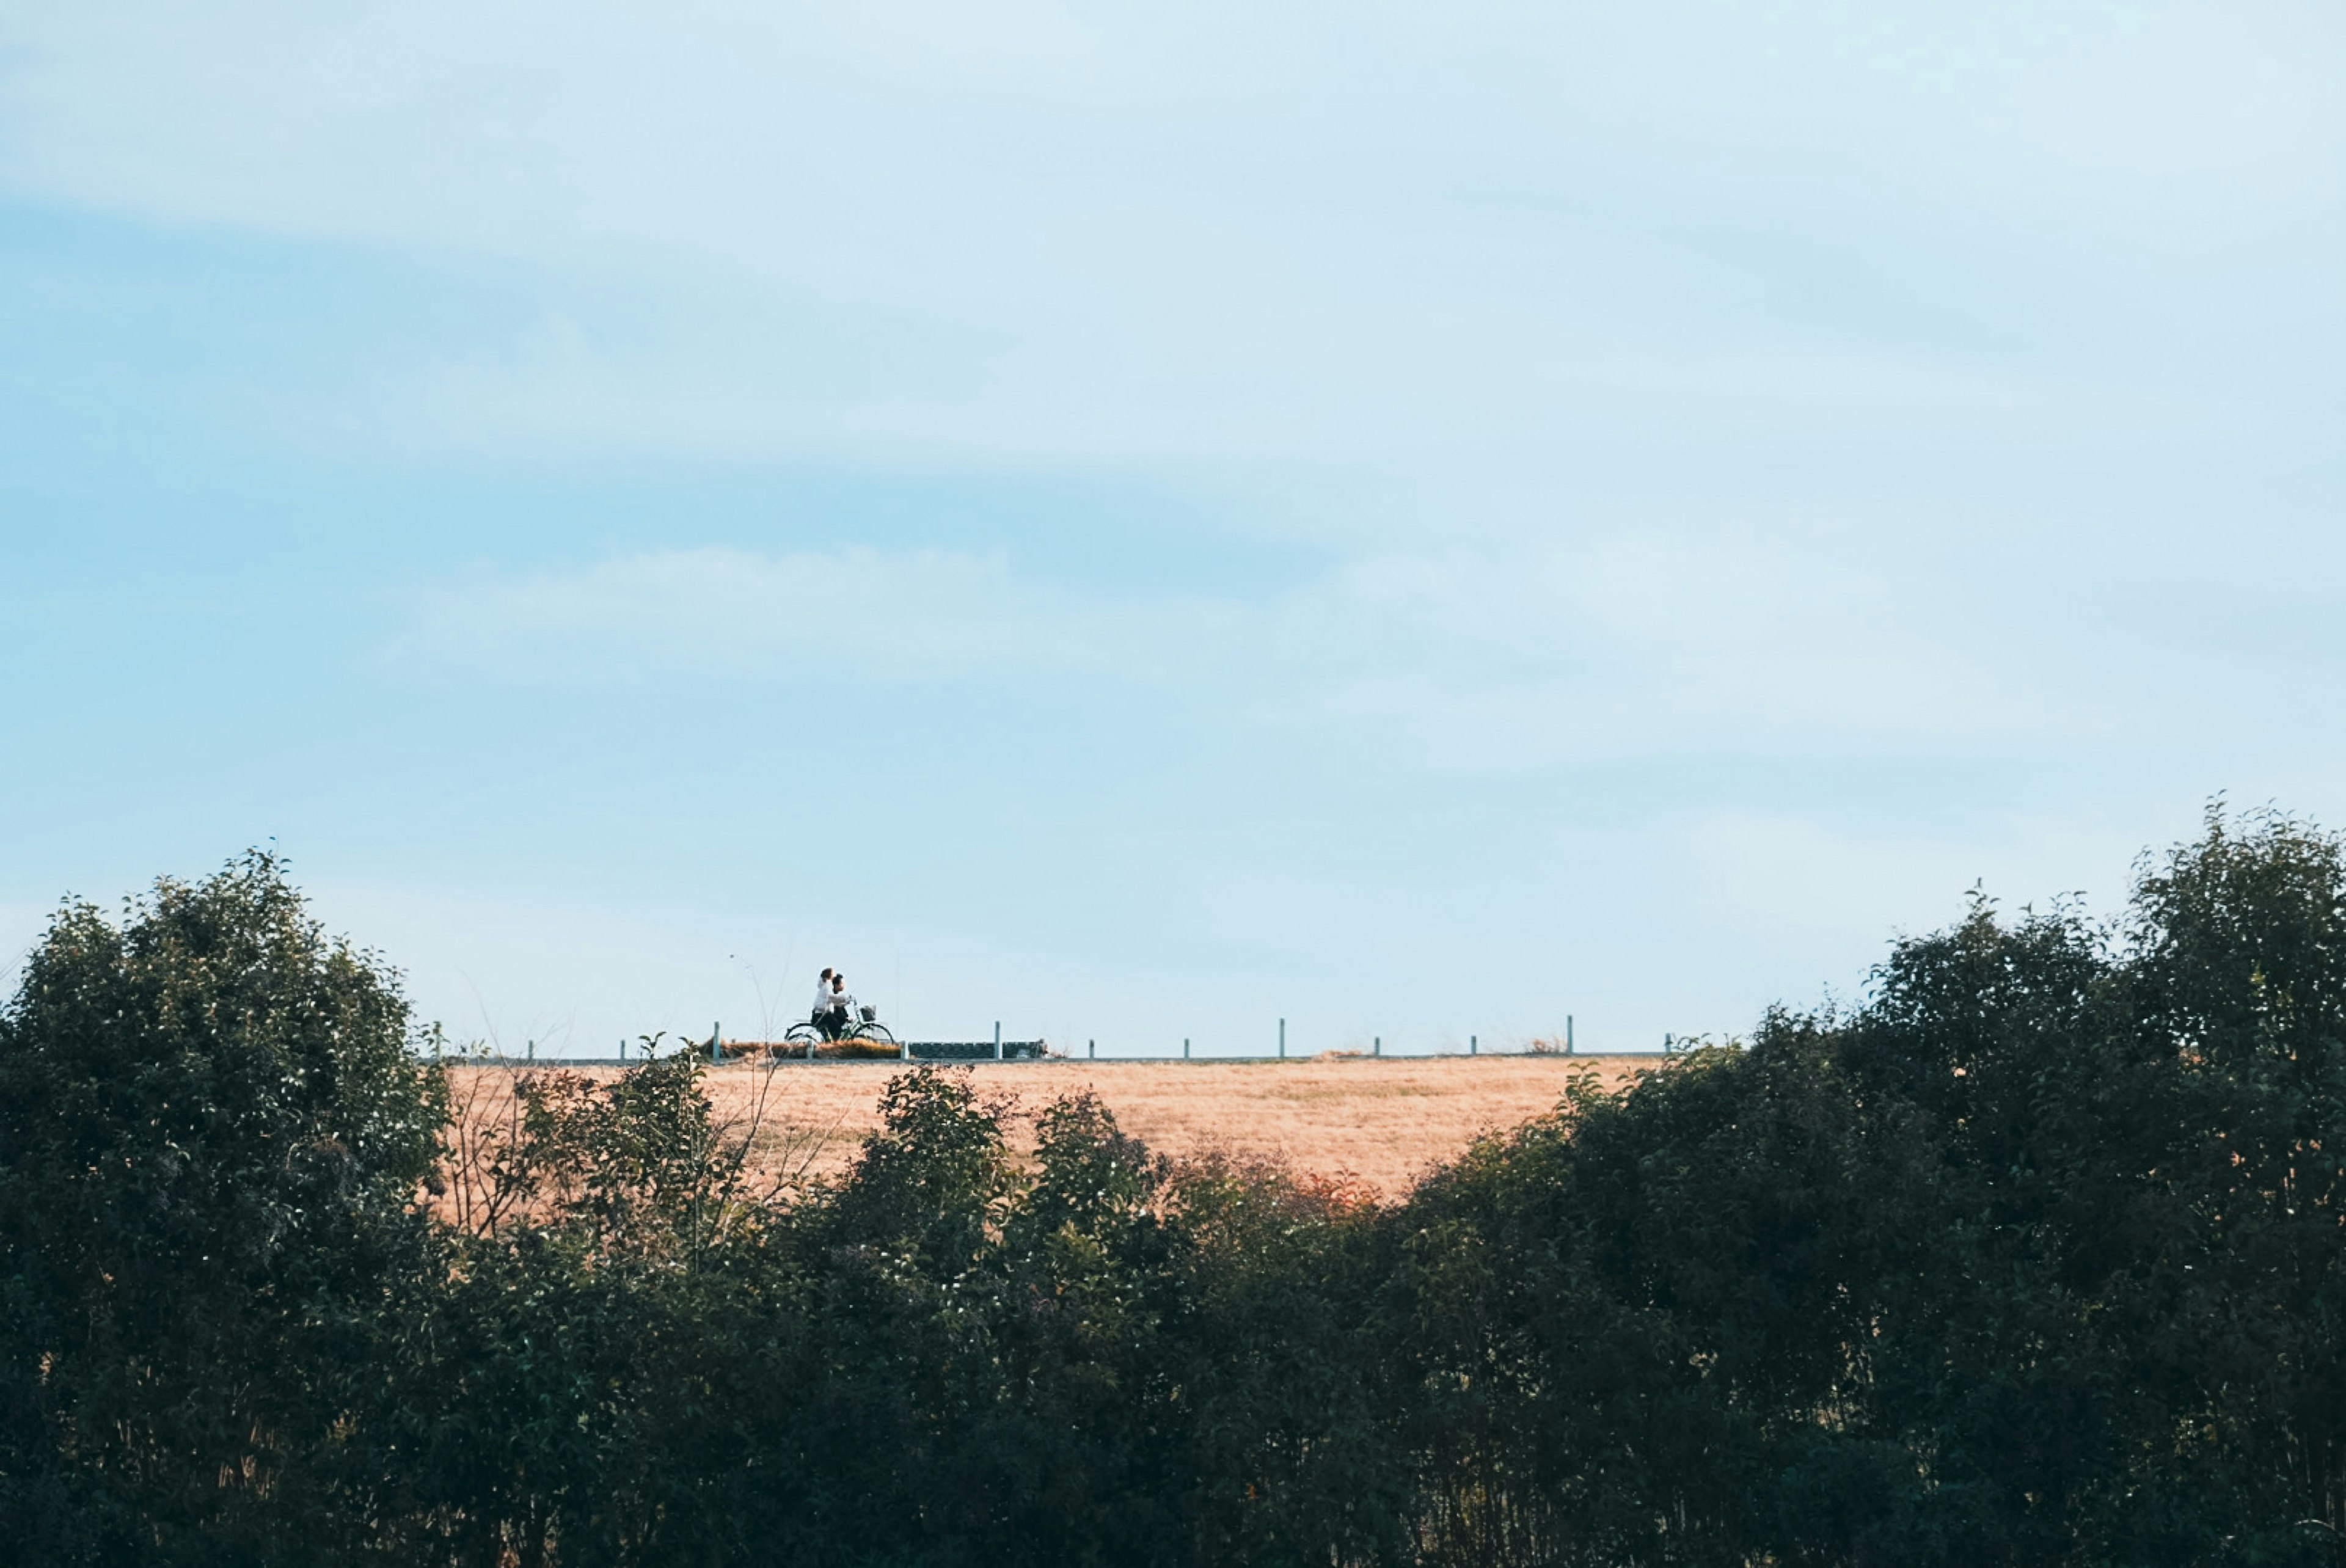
left=450, top=1054, right=1665, bottom=1200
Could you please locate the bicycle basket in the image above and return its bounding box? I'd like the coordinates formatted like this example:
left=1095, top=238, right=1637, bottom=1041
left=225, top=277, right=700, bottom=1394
left=859, top=1005, right=877, bottom=1023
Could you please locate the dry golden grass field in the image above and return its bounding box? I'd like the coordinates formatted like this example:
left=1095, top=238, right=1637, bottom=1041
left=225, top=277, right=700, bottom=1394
left=448, top=1054, right=1667, bottom=1202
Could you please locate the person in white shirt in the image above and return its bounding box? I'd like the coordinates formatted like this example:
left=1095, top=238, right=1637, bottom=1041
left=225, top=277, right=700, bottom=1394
left=827, top=974, right=858, bottom=1038
left=811, top=968, right=843, bottom=1038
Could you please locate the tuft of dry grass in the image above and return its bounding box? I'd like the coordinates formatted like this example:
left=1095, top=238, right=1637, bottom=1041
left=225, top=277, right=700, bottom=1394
left=446, top=1055, right=1663, bottom=1202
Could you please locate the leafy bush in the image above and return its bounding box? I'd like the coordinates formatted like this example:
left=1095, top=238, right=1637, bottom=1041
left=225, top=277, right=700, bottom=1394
left=9, top=811, right=2346, bottom=1564
left=0, top=851, right=443, bottom=1561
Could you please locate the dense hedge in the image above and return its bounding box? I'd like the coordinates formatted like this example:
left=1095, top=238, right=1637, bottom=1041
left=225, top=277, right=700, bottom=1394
left=5, top=811, right=2346, bottom=1564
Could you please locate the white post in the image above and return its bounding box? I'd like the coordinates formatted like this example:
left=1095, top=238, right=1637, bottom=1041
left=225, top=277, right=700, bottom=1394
left=1183, top=1037, right=1190, bottom=1060
left=1279, top=1018, right=1286, bottom=1059
left=994, top=1021, right=1002, bottom=1061
left=1373, top=1035, right=1381, bottom=1057
left=1469, top=1034, right=1477, bottom=1056
left=1566, top=1015, right=1574, bottom=1055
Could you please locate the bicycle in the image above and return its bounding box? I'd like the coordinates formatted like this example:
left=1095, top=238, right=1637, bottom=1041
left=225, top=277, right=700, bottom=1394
left=780, top=1005, right=897, bottom=1057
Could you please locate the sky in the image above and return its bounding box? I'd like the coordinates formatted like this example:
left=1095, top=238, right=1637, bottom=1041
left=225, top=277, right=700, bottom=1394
left=1, top=1, right=2341, bottom=1057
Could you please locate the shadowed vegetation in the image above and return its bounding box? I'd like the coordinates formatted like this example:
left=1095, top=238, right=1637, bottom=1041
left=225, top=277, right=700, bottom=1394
left=6, top=809, right=2346, bottom=1564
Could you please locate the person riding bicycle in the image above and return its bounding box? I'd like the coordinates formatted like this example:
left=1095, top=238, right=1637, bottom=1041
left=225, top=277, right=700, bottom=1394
left=820, top=972, right=859, bottom=1041
left=783, top=968, right=891, bottom=1054
left=811, top=968, right=849, bottom=1041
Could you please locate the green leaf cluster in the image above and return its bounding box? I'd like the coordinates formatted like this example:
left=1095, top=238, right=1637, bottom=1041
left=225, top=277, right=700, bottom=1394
left=7, top=809, right=2346, bottom=1564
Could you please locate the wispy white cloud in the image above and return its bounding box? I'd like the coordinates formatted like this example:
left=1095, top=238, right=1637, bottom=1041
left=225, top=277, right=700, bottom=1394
left=403, top=538, right=2076, bottom=769
left=3, top=2, right=2333, bottom=471
left=401, top=545, right=1240, bottom=684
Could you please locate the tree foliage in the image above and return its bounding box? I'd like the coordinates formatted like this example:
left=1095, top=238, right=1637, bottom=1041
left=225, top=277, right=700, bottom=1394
left=7, top=811, right=2346, bottom=1564
left=0, top=851, right=442, bottom=1559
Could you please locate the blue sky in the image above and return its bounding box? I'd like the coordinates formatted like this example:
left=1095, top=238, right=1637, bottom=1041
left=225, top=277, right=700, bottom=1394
left=1, top=2, right=2340, bottom=1056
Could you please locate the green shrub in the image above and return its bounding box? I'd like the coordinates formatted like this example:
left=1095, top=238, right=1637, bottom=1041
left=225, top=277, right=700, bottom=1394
left=10, top=812, right=2346, bottom=1564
